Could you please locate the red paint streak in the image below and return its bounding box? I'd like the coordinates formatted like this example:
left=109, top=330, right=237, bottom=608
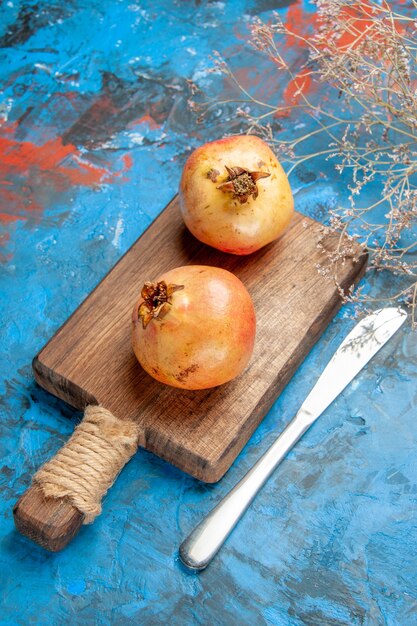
left=0, top=185, right=44, bottom=222
left=0, top=127, right=133, bottom=236
left=122, top=154, right=133, bottom=170
left=0, top=213, right=25, bottom=223
left=1, top=120, right=19, bottom=134
left=333, top=4, right=406, bottom=49
left=1, top=136, right=110, bottom=187
left=283, top=3, right=317, bottom=49
left=129, top=114, right=161, bottom=130
left=273, top=0, right=407, bottom=111
left=272, top=2, right=318, bottom=112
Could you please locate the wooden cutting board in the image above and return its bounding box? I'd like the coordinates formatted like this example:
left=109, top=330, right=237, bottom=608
left=32, top=196, right=366, bottom=483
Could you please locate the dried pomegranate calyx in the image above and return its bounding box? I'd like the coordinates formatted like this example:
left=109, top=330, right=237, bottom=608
left=217, top=166, right=270, bottom=204
left=138, top=281, right=184, bottom=329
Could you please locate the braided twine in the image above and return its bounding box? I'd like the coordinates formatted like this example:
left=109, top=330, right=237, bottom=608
left=34, top=405, right=140, bottom=523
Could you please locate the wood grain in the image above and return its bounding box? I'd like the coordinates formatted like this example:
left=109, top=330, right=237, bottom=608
left=31, top=197, right=366, bottom=484
left=13, top=485, right=84, bottom=552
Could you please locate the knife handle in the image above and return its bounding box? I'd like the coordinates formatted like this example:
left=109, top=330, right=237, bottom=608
left=179, top=410, right=313, bottom=570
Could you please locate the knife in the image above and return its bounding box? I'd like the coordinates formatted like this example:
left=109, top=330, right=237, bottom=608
left=179, top=307, right=407, bottom=570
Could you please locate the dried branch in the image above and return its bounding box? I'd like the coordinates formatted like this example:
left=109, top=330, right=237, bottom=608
left=191, top=0, right=417, bottom=326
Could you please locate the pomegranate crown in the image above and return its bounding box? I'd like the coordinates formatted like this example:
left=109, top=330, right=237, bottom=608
left=138, top=281, right=184, bottom=329
left=217, top=166, right=270, bottom=204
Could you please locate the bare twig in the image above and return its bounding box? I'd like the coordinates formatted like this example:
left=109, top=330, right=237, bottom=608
left=191, top=0, right=417, bottom=326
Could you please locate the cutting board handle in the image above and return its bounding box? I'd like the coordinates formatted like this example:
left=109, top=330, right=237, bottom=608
left=13, top=405, right=141, bottom=551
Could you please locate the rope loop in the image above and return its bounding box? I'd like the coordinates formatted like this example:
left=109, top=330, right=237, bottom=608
left=34, top=406, right=140, bottom=523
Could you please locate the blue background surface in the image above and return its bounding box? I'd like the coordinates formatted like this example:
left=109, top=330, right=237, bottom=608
left=1, top=1, right=416, bottom=624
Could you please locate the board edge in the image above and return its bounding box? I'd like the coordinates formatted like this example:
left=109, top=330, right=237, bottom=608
left=175, top=249, right=368, bottom=482
left=32, top=354, right=98, bottom=412
left=35, top=196, right=179, bottom=366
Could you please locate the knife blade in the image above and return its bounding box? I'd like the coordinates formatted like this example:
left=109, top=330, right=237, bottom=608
left=179, top=307, right=407, bottom=570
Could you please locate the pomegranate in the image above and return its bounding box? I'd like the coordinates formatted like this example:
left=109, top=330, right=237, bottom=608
left=179, top=135, right=294, bottom=255
left=132, top=265, right=256, bottom=390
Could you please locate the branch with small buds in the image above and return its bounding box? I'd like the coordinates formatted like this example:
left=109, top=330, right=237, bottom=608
left=190, top=0, right=417, bottom=326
